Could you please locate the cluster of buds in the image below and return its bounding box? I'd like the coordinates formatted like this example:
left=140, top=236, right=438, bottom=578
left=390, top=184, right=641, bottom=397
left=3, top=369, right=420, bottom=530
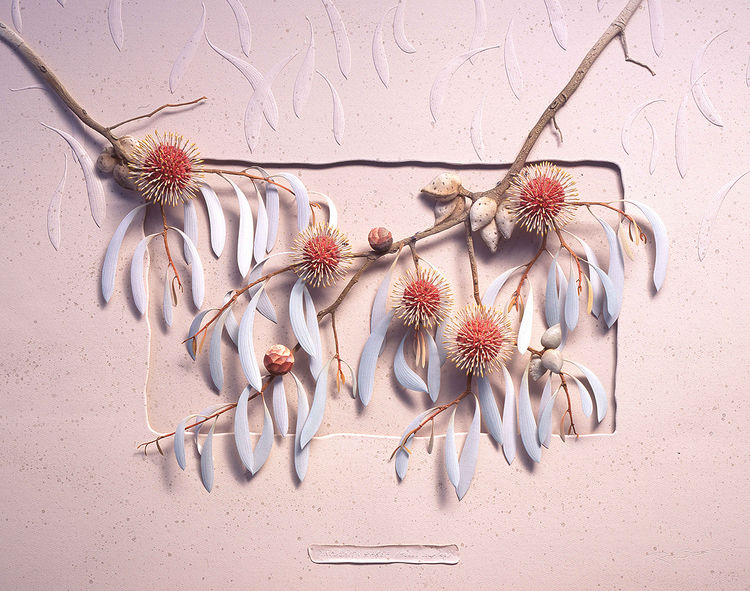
left=530, top=324, right=563, bottom=381
left=95, top=136, right=140, bottom=191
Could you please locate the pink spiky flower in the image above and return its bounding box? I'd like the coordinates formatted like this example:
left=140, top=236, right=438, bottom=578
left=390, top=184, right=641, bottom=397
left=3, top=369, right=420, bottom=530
left=508, top=162, right=578, bottom=234
left=293, top=223, right=352, bottom=287
left=129, top=131, right=202, bottom=206
left=392, top=267, right=452, bottom=330
left=444, top=304, right=515, bottom=376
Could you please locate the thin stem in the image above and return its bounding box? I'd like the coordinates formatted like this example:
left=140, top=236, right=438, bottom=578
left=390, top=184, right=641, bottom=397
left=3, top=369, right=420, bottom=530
left=577, top=202, right=647, bottom=242
left=408, top=241, right=420, bottom=269
left=559, top=374, right=578, bottom=437
left=331, top=312, right=345, bottom=391
left=618, top=32, right=656, bottom=76
left=464, top=219, right=482, bottom=305
left=554, top=224, right=583, bottom=293
left=202, top=168, right=296, bottom=195
left=160, top=205, right=182, bottom=290
left=108, top=96, right=208, bottom=131
left=509, top=234, right=547, bottom=311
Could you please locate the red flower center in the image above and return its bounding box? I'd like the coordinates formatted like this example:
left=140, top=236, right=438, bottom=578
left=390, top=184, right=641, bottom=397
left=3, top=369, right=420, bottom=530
left=145, top=143, right=193, bottom=190
left=402, top=278, right=442, bottom=320
left=455, top=315, right=504, bottom=366
left=520, top=176, right=566, bottom=218
left=302, top=235, right=341, bottom=274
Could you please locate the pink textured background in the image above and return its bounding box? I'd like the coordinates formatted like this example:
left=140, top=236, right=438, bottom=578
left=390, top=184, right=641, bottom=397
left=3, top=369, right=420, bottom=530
left=1, top=0, right=749, bottom=588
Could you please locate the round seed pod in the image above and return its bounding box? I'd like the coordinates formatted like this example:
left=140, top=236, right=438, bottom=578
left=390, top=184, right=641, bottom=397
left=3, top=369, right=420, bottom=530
left=96, top=146, right=118, bottom=174
left=114, top=135, right=140, bottom=162
left=113, top=162, right=137, bottom=191
left=541, top=324, right=562, bottom=349
left=263, top=344, right=295, bottom=375
left=368, top=227, right=393, bottom=253
left=541, top=348, right=563, bottom=374
left=529, top=354, right=547, bottom=381
left=469, top=196, right=498, bottom=232
left=421, top=172, right=462, bottom=202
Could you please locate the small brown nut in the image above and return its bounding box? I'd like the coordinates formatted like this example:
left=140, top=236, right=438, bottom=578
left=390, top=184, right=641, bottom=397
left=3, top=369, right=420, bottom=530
left=113, top=162, right=137, bottom=191
left=368, top=227, right=393, bottom=253
left=263, top=344, right=295, bottom=375
left=96, top=147, right=118, bottom=174
left=114, top=135, right=140, bottom=162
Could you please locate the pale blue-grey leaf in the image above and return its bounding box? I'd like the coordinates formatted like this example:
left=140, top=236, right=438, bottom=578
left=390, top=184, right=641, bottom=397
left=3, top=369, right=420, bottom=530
left=482, top=265, right=521, bottom=306
left=425, top=330, right=441, bottom=403
left=592, top=214, right=624, bottom=327
left=435, top=318, right=448, bottom=367
left=568, top=360, right=607, bottom=422
left=586, top=260, right=619, bottom=326
left=625, top=199, right=669, bottom=290
left=174, top=415, right=191, bottom=470
left=395, top=408, right=433, bottom=480
left=41, top=123, right=105, bottom=226
left=209, top=309, right=229, bottom=391
left=358, top=310, right=395, bottom=406
left=476, top=375, right=502, bottom=445
left=311, top=191, right=338, bottom=227
left=371, top=248, right=402, bottom=332
left=234, top=386, right=254, bottom=472
left=555, top=262, right=569, bottom=348
left=545, top=254, right=559, bottom=326
left=518, top=365, right=541, bottom=462
left=163, top=268, right=173, bottom=328
left=246, top=260, right=278, bottom=324
left=290, top=278, right=316, bottom=356
left=200, top=420, right=215, bottom=492
left=394, top=333, right=428, bottom=394
left=277, top=172, right=310, bottom=231
left=170, top=227, right=205, bottom=309
left=47, top=155, right=67, bottom=251
left=265, top=183, right=279, bottom=252
left=300, top=358, right=331, bottom=448
left=226, top=177, right=254, bottom=277
left=517, top=282, right=533, bottom=354
left=130, top=234, right=157, bottom=316
left=238, top=286, right=265, bottom=391
left=186, top=309, right=212, bottom=360
left=456, top=395, right=481, bottom=500
left=193, top=405, right=224, bottom=454
left=226, top=0, right=252, bottom=56
left=321, top=0, right=351, bottom=78
left=251, top=396, right=273, bottom=474
left=222, top=291, right=240, bottom=345
left=564, top=265, right=579, bottom=332
left=536, top=377, right=556, bottom=448
left=567, top=232, right=603, bottom=317
left=292, top=373, right=311, bottom=481
left=108, top=0, right=124, bottom=51
left=271, top=375, right=288, bottom=436
left=169, top=3, right=206, bottom=93
left=444, top=408, right=460, bottom=491
left=198, top=184, right=225, bottom=257
left=293, top=17, right=315, bottom=117
left=183, top=199, right=198, bottom=265
left=304, top=286, right=324, bottom=378
left=501, top=365, right=516, bottom=464
left=568, top=374, right=592, bottom=417
left=253, top=185, right=268, bottom=264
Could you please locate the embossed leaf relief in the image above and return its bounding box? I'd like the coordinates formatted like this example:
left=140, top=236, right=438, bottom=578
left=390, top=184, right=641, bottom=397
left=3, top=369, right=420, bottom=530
left=1, top=0, right=671, bottom=499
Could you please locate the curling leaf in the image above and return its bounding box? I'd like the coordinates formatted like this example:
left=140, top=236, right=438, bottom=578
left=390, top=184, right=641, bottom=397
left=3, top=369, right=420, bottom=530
left=277, top=172, right=311, bottom=231
left=200, top=420, right=216, bottom=492
left=476, top=375, right=502, bottom=445
left=102, top=205, right=149, bottom=302
left=568, top=360, right=607, bottom=422
left=357, top=310, right=395, bottom=406
left=252, top=396, right=274, bottom=474
left=300, top=358, right=332, bottom=448
left=518, top=364, right=541, bottom=462
left=394, top=333, right=429, bottom=394
left=238, top=286, right=265, bottom=391
left=444, top=408, right=460, bottom=491
left=199, top=183, right=226, bottom=257
left=456, top=395, right=481, bottom=500
left=425, top=330, right=441, bottom=403
left=234, top=386, right=254, bottom=472
left=292, top=373, right=311, bottom=481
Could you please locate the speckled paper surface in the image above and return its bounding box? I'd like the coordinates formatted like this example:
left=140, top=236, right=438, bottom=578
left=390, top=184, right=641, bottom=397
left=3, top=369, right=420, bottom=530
left=1, top=0, right=748, bottom=589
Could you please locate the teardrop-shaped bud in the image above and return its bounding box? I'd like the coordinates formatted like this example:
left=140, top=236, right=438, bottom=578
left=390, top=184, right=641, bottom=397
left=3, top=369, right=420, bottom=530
left=529, top=354, right=547, bottom=381
left=470, top=196, right=498, bottom=232
left=541, top=323, right=562, bottom=349
left=114, top=135, right=140, bottom=162
left=495, top=198, right=516, bottom=239
left=541, top=348, right=563, bottom=374
left=421, top=172, right=462, bottom=202
left=479, top=220, right=499, bottom=253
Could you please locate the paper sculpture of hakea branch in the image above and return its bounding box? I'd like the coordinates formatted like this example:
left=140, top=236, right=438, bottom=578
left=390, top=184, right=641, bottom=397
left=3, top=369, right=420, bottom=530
left=0, top=0, right=667, bottom=499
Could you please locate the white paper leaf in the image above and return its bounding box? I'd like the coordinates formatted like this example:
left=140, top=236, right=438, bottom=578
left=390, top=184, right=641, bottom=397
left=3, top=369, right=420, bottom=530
left=304, top=285, right=324, bottom=378
left=193, top=405, right=223, bottom=455
left=169, top=3, right=206, bottom=93
left=312, top=192, right=338, bottom=227
left=543, top=0, right=567, bottom=50
left=435, top=318, right=449, bottom=367
left=170, top=227, right=205, bottom=309
left=265, top=183, right=280, bottom=252
left=226, top=178, right=254, bottom=277
left=238, top=287, right=265, bottom=391
left=198, top=184, right=225, bottom=257
left=300, top=358, right=331, bottom=448
left=294, top=18, right=315, bottom=118
left=162, top=268, right=173, bottom=328
left=468, top=0, right=487, bottom=62
left=444, top=408, right=460, bottom=491
left=625, top=199, right=669, bottom=290
left=567, top=233, right=603, bottom=317
left=395, top=408, right=433, bottom=480
left=221, top=291, right=240, bottom=346
left=47, top=155, right=67, bottom=251
left=545, top=254, right=559, bottom=326
left=482, top=265, right=521, bottom=306
left=253, top=184, right=268, bottom=264
left=234, top=386, right=255, bottom=472
left=40, top=123, right=105, bottom=227
left=504, top=19, right=523, bottom=99
left=11, top=0, right=22, bottom=32
left=456, top=395, right=481, bottom=500
left=470, top=96, right=486, bottom=161
left=130, top=234, right=157, bottom=316
left=568, top=361, right=607, bottom=422
left=174, top=416, right=191, bottom=470
left=292, top=373, right=311, bottom=481
left=697, top=171, right=750, bottom=261
left=209, top=309, right=229, bottom=391
left=690, top=31, right=726, bottom=127
left=252, top=396, right=274, bottom=474
left=476, top=375, right=502, bottom=445
left=372, top=8, right=392, bottom=87
left=569, top=374, right=593, bottom=418
left=393, top=0, right=416, bottom=53
left=290, top=278, right=317, bottom=357
left=592, top=213, right=624, bottom=327
left=186, top=309, right=211, bottom=360
left=620, top=99, right=664, bottom=154
left=536, top=377, right=555, bottom=448
left=425, top=331, right=441, bottom=403
left=555, top=263, right=569, bottom=349
left=316, top=70, right=345, bottom=145
left=586, top=260, right=619, bottom=324
left=518, top=365, right=541, bottom=462
left=675, top=91, right=690, bottom=178
left=564, top=265, right=579, bottom=332
left=226, top=0, right=252, bottom=56
left=371, top=249, right=402, bottom=332
left=108, top=0, right=124, bottom=51
left=430, top=45, right=500, bottom=122
left=394, top=334, right=429, bottom=394
left=246, top=260, right=278, bottom=324
left=205, top=36, right=278, bottom=126
left=277, top=173, right=311, bottom=231
left=271, top=376, right=288, bottom=436
left=183, top=199, right=198, bottom=265
left=645, top=117, right=659, bottom=175
left=501, top=365, right=516, bottom=464
left=647, top=0, right=664, bottom=56
left=200, top=421, right=216, bottom=492
left=321, top=0, right=352, bottom=78
left=357, top=310, right=395, bottom=406
left=517, top=282, right=533, bottom=354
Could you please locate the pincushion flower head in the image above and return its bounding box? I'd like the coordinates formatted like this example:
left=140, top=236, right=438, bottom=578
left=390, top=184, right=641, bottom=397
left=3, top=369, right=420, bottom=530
left=508, top=162, right=578, bottom=234
left=292, top=223, right=352, bottom=287
left=444, top=303, right=515, bottom=376
left=392, top=266, right=452, bottom=330
left=129, top=131, right=202, bottom=206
